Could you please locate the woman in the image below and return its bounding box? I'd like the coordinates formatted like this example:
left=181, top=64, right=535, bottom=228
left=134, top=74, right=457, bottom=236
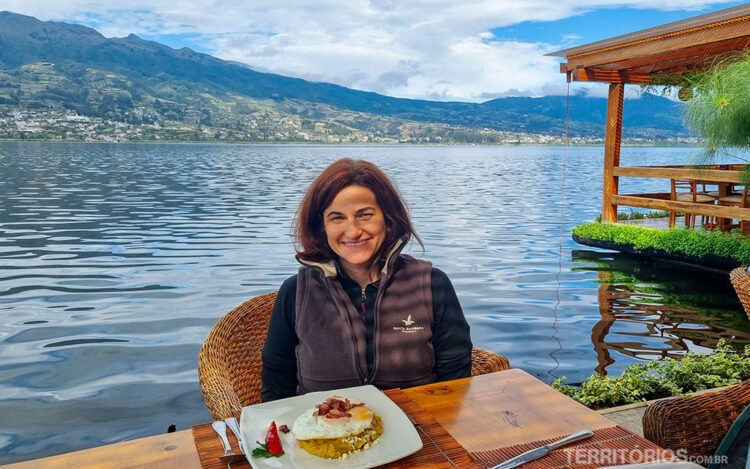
left=261, top=158, right=472, bottom=401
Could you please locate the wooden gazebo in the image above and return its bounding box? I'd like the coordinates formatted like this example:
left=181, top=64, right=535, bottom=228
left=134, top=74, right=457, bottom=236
left=550, top=4, right=750, bottom=227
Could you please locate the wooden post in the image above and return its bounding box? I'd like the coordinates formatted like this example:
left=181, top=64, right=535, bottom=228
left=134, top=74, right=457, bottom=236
left=593, top=272, right=615, bottom=375
left=602, top=83, right=624, bottom=222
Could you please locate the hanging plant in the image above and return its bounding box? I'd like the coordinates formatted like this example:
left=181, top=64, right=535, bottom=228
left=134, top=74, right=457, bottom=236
left=640, top=72, right=698, bottom=98
left=677, top=86, right=693, bottom=102
left=685, top=52, right=750, bottom=155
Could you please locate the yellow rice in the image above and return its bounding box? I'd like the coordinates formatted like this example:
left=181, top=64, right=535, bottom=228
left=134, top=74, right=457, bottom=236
left=296, top=415, right=383, bottom=459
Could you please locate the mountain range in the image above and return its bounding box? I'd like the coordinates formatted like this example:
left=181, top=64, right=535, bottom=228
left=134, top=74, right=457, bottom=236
left=0, top=11, right=691, bottom=143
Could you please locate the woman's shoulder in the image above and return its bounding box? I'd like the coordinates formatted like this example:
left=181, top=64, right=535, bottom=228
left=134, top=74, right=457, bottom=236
left=398, top=255, right=452, bottom=286
left=430, top=267, right=453, bottom=287
left=278, top=274, right=298, bottom=295
left=398, top=253, right=434, bottom=269
left=274, top=275, right=298, bottom=324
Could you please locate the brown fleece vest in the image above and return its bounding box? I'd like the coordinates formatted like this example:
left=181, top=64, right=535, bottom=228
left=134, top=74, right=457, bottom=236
left=295, top=255, right=434, bottom=393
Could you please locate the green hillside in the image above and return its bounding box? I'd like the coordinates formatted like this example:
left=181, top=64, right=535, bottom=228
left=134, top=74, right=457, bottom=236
left=0, top=11, right=691, bottom=143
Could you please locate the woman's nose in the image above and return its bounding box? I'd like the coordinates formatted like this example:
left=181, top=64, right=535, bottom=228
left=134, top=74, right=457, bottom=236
left=344, top=219, right=362, bottom=237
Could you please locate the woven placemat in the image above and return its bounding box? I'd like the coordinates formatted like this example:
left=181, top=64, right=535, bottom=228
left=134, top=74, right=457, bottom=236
left=470, top=425, right=675, bottom=469
left=192, top=388, right=479, bottom=469
left=193, top=421, right=249, bottom=469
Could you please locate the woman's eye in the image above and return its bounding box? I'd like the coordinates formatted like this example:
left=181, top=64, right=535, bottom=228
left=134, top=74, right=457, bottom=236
left=359, top=213, right=373, bottom=220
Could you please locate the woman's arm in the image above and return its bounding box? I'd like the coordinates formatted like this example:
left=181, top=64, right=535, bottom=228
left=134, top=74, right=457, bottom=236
left=261, top=275, right=299, bottom=402
left=431, top=268, right=473, bottom=381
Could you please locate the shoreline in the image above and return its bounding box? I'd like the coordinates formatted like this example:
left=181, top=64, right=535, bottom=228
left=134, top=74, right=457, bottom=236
left=0, top=138, right=701, bottom=147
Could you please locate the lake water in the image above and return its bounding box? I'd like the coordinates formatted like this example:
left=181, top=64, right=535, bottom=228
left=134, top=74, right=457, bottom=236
left=0, top=141, right=747, bottom=464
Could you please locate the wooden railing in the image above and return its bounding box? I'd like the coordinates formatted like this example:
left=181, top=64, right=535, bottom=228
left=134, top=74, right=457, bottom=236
left=610, top=164, right=749, bottom=225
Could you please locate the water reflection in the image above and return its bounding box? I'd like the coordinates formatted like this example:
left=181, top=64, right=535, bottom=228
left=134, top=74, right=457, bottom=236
left=573, top=249, right=750, bottom=375
left=0, top=142, right=746, bottom=464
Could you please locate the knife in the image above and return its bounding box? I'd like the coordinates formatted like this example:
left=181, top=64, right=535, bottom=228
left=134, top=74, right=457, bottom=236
left=225, top=417, right=246, bottom=456
left=211, top=420, right=244, bottom=465
left=489, top=429, right=594, bottom=469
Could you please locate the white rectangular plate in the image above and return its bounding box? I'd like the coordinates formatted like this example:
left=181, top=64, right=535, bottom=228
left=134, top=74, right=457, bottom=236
left=240, top=385, right=423, bottom=469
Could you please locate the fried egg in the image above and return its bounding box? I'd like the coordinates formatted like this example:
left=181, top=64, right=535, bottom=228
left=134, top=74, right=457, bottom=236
left=292, top=404, right=374, bottom=440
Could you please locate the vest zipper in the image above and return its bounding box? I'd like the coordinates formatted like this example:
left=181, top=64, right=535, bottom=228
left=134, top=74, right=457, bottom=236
left=344, top=286, right=368, bottom=385
left=368, top=276, right=390, bottom=384
left=360, top=288, right=367, bottom=320
left=349, top=321, right=367, bottom=385
left=360, top=287, right=368, bottom=384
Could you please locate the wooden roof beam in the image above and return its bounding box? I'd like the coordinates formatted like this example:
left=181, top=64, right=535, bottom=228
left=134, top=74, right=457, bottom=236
left=565, top=67, right=652, bottom=84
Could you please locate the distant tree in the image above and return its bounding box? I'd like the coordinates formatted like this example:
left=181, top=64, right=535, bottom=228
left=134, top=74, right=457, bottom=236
left=199, top=108, right=212, bottom=126
left=234, top=102, right=252, bottom=114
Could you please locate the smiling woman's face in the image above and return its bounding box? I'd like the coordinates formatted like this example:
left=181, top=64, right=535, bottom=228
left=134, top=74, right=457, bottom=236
left=323, top=185, right=386, bottom=280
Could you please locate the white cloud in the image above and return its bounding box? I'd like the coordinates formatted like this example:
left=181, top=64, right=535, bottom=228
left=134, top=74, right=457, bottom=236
left=1, top=0, right=740, bottom=102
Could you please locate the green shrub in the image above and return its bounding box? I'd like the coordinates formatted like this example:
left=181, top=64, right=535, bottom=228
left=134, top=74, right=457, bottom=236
left=572, top=222, right=750, bottom=264
left=552, top=340, right=750, bottom=409
left=594, top=210, right=673, bottom=222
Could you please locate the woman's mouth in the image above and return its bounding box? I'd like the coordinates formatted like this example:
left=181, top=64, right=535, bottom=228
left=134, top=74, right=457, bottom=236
left=341, top=239, right=370, bottom=247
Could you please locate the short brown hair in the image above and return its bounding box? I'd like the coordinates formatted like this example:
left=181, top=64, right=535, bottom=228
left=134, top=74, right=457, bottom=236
left=295, top=158, right=422, bottom=263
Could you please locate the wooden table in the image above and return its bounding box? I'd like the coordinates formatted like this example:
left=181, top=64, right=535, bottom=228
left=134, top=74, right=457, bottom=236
left=1, top=369, right=625, bottom=468
left=404, top=369, right=615, bottom=452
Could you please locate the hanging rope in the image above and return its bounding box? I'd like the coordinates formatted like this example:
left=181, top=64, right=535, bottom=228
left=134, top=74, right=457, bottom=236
left=547, top=80, right=571, bottom=379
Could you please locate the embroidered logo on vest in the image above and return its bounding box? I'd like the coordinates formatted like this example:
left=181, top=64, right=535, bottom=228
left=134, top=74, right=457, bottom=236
left=394, top=314, right=424, bottom=334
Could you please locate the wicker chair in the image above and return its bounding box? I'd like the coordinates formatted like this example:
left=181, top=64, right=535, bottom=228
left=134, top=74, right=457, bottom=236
left=643, top=380, right=750, bottom=459
left=730, top=266, right=750, bottom=320
left=198, top=290, right=511, bottom=419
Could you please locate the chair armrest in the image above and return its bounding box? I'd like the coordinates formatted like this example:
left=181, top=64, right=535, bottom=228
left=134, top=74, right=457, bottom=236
left=730, top=267, right=750, bottom=319
left=471, top=347, right=511, bottom=376
left=643, top=381, right=750, bottom=459
left=198, top=342, right=245, bottom=420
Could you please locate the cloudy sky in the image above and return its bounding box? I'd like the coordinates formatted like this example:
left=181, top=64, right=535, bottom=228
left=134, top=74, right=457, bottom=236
left=3, top=1, right=747, bottom=102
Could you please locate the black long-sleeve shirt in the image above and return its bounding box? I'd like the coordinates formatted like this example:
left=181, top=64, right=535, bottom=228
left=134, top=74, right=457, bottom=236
left=261, top=267, right=472, bottom=402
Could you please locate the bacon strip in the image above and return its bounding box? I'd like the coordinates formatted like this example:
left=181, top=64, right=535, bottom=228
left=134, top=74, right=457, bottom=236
left=312, top=397, right=364, bottom=419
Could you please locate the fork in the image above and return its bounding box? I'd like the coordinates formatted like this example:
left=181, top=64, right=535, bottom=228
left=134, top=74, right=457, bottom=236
left=225, top=417, right=246, bottom=456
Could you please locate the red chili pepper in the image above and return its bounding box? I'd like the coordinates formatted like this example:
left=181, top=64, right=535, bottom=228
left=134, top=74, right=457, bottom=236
left=265, top=421, right=284, bottom=456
